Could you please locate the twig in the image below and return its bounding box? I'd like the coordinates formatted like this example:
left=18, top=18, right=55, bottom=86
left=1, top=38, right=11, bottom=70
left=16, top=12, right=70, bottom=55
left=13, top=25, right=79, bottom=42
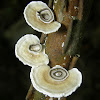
left=68, top=0, right=79, bottom=17
left=57, top=0, right=66, bottom=23
left=62, top=19, right=73, bottom=54
left=26, top=84, right=35, bottom=100
left=60, top=0, right=66, bottom=12
left=48, top=0, right=53, bottom=8
left=78, top=0, right=84, bottom=20
left=69, top=54, right=80, bottom=69
left=40, top=34, right=47, bottom=44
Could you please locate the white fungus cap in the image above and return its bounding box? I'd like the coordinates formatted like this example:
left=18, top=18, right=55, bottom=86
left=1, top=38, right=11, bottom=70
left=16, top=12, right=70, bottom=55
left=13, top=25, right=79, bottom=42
left=15, top=34, right=49, bottom=67
left=30, top=65, right=82, bottom=98
left=24, top=1, right=61, bottom=34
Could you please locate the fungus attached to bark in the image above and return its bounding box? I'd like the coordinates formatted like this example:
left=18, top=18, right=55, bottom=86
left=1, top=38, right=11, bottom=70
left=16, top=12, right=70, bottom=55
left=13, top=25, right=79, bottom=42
left=30, top=65, right=82, bottom=98
left=24, top=1, right=61, bottom=34
left=15, top=34, right=49, bottom=67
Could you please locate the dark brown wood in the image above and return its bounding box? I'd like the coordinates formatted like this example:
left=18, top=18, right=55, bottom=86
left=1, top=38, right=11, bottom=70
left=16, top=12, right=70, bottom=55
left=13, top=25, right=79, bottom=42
left=78, top=0, right=84, bottom=20
left=40, top=34, right=47, bottom=44
left=69, top=54, right=80, bottom=69
left=26, top=84, right=35, bottom=100
left=62, top=19, right=73, bottom=54
left=45, top=28, right=71, bottom=68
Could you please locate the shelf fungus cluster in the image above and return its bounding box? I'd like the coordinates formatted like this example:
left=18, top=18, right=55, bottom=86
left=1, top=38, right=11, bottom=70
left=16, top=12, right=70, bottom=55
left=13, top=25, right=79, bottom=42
left=15, top=1, right=82, bottom=100
left=15, top=34, right=49, bottom=67
left=30, top=65, right=82, bottom=98
left=24, top=1, right=61, bottom=34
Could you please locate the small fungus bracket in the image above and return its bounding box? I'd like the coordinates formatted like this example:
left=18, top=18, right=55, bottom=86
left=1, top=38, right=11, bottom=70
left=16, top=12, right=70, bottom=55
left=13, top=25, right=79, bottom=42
left=30, top=65, right=82, bottom=98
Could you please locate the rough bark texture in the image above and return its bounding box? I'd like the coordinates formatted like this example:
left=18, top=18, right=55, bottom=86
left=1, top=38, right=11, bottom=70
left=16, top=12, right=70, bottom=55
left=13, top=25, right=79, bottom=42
left=26, top=0, right=93, bottom=100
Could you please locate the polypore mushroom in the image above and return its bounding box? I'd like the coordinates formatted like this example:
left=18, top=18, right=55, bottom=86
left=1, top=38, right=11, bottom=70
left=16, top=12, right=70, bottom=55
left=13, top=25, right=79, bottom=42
left=15, top=34, right=49, bottom=67
left=30, top=65, right=82, bottom=98
left=24, top=1, right=61, bottom=34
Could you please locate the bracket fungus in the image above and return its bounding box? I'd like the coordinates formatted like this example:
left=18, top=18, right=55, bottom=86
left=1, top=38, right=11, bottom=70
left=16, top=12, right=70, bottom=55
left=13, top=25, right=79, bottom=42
left=49, top=65, right=69, bottom=81
left=15, top=34, right=49, bottom=67
left=24, top=1, right=61, bottom=34
left=30, top=65, right=82, bottom=98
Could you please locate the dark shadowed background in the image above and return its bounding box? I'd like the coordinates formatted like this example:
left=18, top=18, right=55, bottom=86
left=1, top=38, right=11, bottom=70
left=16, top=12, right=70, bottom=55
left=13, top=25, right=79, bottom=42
left=0, top=0, right=100, bottom=100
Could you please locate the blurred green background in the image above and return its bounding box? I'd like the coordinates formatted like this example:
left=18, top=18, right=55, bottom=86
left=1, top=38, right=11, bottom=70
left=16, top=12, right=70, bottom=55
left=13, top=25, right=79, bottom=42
left=0, top=0, right=100, bottom=100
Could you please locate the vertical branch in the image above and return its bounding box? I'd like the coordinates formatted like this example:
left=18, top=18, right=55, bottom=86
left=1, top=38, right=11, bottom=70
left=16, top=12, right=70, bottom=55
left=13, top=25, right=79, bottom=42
left=48, top=0, right=53, bottom=8
left=25, top=0, right=93, bottom=100
left=26, top=84, right=35, bottom=100
left=40, top=34, right=47, bottom=44
left=62, top=19, right=73, bottom=54
left=60, top=0, right=66, bottom=12
left=68, top=0, right=79, bottom=17
left=78, top=0, right=83, bottom=20
left=69, top=54, right=80, bottom=69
